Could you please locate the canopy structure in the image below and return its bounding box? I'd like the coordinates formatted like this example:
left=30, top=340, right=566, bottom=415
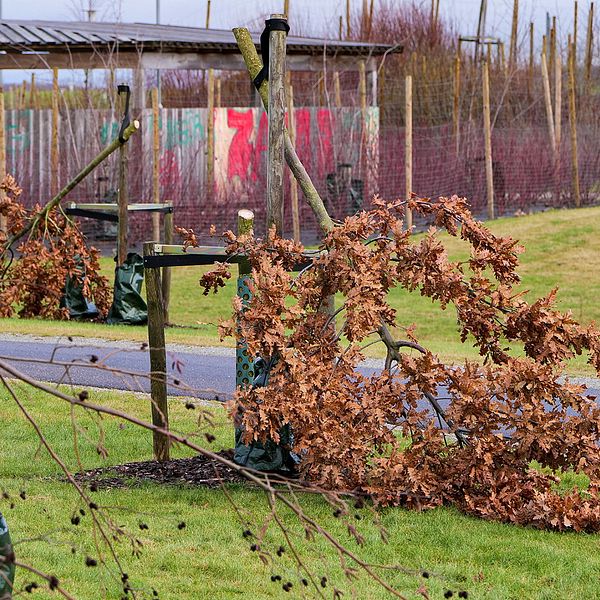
left=0, top=20, right=402, bottom=73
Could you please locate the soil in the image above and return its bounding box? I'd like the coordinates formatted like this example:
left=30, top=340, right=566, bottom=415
left=75, top=450, right=250, bottom=489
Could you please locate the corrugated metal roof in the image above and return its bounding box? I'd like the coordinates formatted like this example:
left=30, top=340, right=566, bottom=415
left=0, top=19, right=401, bottom=57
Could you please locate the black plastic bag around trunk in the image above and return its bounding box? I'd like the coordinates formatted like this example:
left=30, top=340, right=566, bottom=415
left=61, top=271, right=99, bottom=320
left=107, top=252, right=148, bottom=325
left=0, top=513, right=14, bottom=599
left=233, top=357, right=299, bottom=473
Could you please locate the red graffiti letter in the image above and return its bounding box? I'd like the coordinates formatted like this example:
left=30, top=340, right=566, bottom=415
left=227, top=109, right=253, bottom=181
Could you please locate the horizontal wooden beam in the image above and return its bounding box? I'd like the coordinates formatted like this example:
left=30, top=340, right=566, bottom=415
left=67, top=202, right=173, bottom=212
left=0, top=50, right=378, bottom=72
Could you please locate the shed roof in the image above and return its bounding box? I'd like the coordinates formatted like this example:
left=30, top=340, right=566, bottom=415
left=0, top=20, right=402, bottom=71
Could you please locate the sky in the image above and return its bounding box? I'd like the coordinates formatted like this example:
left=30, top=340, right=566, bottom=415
left=0, top=1, right=586, bottom=83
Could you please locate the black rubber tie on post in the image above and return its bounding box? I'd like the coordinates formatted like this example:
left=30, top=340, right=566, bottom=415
left=253, top=18, right=290, bottom=90
left=117, top=84, right=131, bottom=143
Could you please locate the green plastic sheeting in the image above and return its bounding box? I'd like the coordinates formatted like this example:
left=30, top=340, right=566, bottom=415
left=234, top=357, right=298, bottom=473
left=61, top=271, right=99, bottom=319
left=107, top=252, right=148, bottom=325
left=0, top=513, right=14, bottom=599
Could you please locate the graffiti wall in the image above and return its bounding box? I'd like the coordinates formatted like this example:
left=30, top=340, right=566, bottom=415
left=4, top=106, right=378, bottom=241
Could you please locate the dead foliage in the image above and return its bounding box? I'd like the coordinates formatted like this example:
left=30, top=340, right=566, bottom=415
left=186, top=195, right=600, bottom=531
left=0, top=175, right=111, bottom=319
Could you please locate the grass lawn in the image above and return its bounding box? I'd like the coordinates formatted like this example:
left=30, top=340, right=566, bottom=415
left=1, top=382, right=600, bottom=599
left=2, top=206, right=600, bottom=374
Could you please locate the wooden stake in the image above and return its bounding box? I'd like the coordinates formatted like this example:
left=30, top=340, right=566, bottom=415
left=555, top=53, right=562, bottom=148
left=550, top=16, right=557, bottom=77
left=405, top=75, right=413, bottom=230
left=51, top=68, right=59, bottom=196
left=205, top=0, right=211, bottom=28
left=207, top=68, right=215, bottom=195
left=585, top=2, right=594, bottom=89
left=215, top=77, right=222, bottom=107
left=482, top=60, right=495, bottom=220
left=368, top=0, right=374, bottom=38
left=339, top=15, right=343, bottom=40
left=0, top=92, right=6, bottom=236
left=267, top=14, right=287, bottom=234
left=453, top=51, right=461, bottom=155
left=284, top=0, right=290, bottom=18
left=319, top=70, right=325, bottom=106
left=161, top=210, right=173, bottom=323
left=509, top=0, right=519, bottom=68
left=568, top=41, right=581, bottom=207
left=29, top=74, right=37, bottom=109
left=151, top=87, right=161, bottom=242
left=143, top=242, right=170, bottom=462
left=573, top=1, right=579, bottom=66
left=117, top=89, right=129, bottom=265
left=333, top=71, right=342, bottom=107
left=287, top=80, right=300, bottom=242
left=541, top=51, right=557, bottom=154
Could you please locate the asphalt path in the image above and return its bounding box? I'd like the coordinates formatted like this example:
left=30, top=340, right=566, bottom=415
left=1, top=335, right=599, bottom=412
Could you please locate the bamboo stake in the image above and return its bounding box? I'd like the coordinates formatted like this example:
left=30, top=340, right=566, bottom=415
left=151, top=87, right=161, bottom=242
left=143, top=241, right=170, bottom=462
left=568, top=41, right=581, bottom=207
left=509, top=0, right=519, bottom=68
left=0, top=92, right=5, bottom=236
left=266, top=14, right=287, bottom=234
left=482, top=60, right=495, bottom=220
left=333, top=71, right=342, bottom=107
left=346, top=0, right=351, bottom=39
left=585, top=2, right=594, bottom=89
left=529, top=22, right=534, bottom=97
left=453, top=51, right=460, bottom=155
left=405, top=75, right=413, bottom=230
left=5, top=120, right=140, bottom=249
left=287, top=80, right=300, bottom=242
left=541, top=51, right=557, bottom=154
left=207, top=68, right=215, bottom=195
left=233, top=27, right=333, bottom=234
left=555, top=53, right=562, bottom=148
left=51, top=68, right=59, bottom=196
left=205, top=0, right=211, bottom=28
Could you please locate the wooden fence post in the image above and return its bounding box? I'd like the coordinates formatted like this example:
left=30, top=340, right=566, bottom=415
left=482, top=60, right=495, bottom=220
left=144, top=242, right=170, bottom=462
left=267, top=14, right=287, bottom=234
left=568, top=40, right=581, bottom=207
left=161, top=210, right=173, bottom=323
left=151, top=87, right=161, bottom=242
left=405, top=74, right=413, bottom=230
left=51, top=68, right=59, bottom=196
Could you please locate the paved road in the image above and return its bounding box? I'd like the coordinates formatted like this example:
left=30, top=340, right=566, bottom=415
left=1, top=335, right=599, bottom=409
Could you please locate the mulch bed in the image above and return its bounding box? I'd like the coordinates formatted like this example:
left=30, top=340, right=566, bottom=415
left=75, top=450, right=250, bottom=489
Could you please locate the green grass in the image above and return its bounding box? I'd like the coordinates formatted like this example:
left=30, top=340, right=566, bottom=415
left=1, top=383, right=600, bottom=599
left=3, top=206, right=600, bottom=373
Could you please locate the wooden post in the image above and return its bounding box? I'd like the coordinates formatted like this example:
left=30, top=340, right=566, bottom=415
left=117, top=88, right=129, bottom=265
left=144, top=242, right=170, bottom=462
left=482, top=60, right=495, bottom=220
left=51, top=68, right=59, bottom=197
left=509, top=0, right=519, bottom=68
left=368, top=0, right=374, bottom=38
left=286, top=78, right=301, bottom=242
left=555, top=53, right=562, bottom=148
left=205, top=0, right=211, bottom=28
left=151, top=87, right=161, bottom=242
left=0, top=92, right=5, bottom=236
left=319, top=71, right=326, bottom=106
left=541, top=51, right=557, bottom=154
left=585, top=2, right=594, bottom=90
left=573, top=1, right=579, bottom=66
left=339, top=15, right=343, bottom=40
left=266, top=14, right=287, bottom=234
left=568, top=41, right=581, bottom=207
left=405, top=75, right=413, bottom=230
left=207, top=68, right=215, bottom=195
left=550, top=17, right=556, bottom=78
left=334, top=71, right=342, bottom=107
left=284, top=0, right=290, bottom=18
left=29, top=74, right=38, bottom=109
left=161, top=210, right=173, bottom=323
left=215, top=77, right=222, bottom=107
left=453, top=51, right=461, bottom=154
